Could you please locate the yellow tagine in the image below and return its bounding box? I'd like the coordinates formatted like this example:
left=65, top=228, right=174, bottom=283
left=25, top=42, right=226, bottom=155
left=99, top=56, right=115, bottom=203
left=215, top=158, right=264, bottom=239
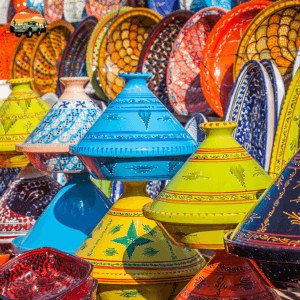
left=76, top=181, right=206, bottom=300
left=143, top=122, right=273, bottom=249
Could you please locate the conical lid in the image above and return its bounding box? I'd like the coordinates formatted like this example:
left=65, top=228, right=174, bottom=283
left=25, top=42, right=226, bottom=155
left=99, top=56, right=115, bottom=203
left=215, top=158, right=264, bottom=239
left=76, top=182, right=206, bottom=284
left=143, top=121, right=273, bottom=249
left=0, top=78, right=50, bottom=152
left=225, top=148, right=300, bottom=263
left=175, top=250, right=280, bottom=300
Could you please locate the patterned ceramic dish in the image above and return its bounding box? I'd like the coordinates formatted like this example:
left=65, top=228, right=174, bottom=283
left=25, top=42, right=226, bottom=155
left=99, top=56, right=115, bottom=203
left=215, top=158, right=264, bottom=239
left=234, top=0, right=300, bottom=89
left=268, top=67, right=300, bottom=179
left=261, top=59, right=285, bottom=127
left=138, top=10, right=194, bottom=109
left=179, top=0, right=234, bottom=12
left=44, top=0, right=64, bottom=24
left=225, top=60, right=275, bottom=172
left=167, top=7, right=227, bottom=116
left=97, top=8, right=161, bottom=101
left=30, top=20, right=74, bottom=96
left=58, top=16, right=98, bottom=95
left=0, top=247, right=94, bottom=300
left=64, top=0, right=86, bottom=23
left=147, top=0, right=179, bottom=17
left=200, top=1, right=271, bottom=117
left=27, top=0, right=44, bottom=14
left=184, top=113, right=207, bottom=143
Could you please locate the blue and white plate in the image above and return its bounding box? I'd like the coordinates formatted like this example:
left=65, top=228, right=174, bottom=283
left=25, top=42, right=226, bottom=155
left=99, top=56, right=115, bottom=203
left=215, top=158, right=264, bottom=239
left=180, top=0, right=234, bottom=13
left=148, top=0, right=180, bottom=17
left=225, top=60, right=275, bottom=172
left=261, top=59, right=285, bottom=128
left=184, top=113, right=207, bottom=144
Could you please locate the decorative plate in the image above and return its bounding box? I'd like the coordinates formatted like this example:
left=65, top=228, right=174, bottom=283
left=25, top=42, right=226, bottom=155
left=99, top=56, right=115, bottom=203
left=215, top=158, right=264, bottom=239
left=179, top=0, right=234, bottom=13
left=184, top=113, right=207, bottom=143
left=97, top=8, right=161, bottom=101
left=147, top=0, right=179, bottom=17
left=138, top=10, right=194, bottom=109
left=58, top=16, right=98, bottom=95
left=0, top=167, right=20, bottom=198
left=0, top=26, right=19, bottom=79
left=64, top=0, right=86, bottom=23
left=30, top=20, right=74, bottom=96
left=261, top=59, right=285, bottom=127
left=27, top=0, right=44, bottom=14
left=86, top=8, right=133, bottom=100
left=225, top=60, right=275, bottom=171
left=167, top=7, right=227, bottom=116
left=234, top=0, right=300, bottom=88
left=268, top=67, right=300, bottom=179
left=292, top=45, right=300, bottom=77
left=44, top=0, right=64, bottom=24
left=0, top=0, right=9, bottom=24
left=200, top=1, right=271, bottom=117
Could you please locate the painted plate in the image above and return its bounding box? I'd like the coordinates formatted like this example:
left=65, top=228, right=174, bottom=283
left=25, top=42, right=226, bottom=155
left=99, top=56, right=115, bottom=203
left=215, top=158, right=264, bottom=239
left=97, top=8, right=161, bottom=101
left=64, top=0, right=86, bottom=23
left=167, top=7, right=227, bottom=116
left=269, top=67, right=300, bottom=179
left=225, top=60, right=275, bottom=171
left=58, top=16, right=98, bottom=95
left=261, top=59, right=285, bottom=127
left=234, top=0, right=300, bottom=89
left=30, top=20, right=74, bottom=96
left=148, top=0, right=179, bottom=17
left=200, top=1, right=271, bottom=117
left=184, top=113, right=207, bottom=143
left=27, top=0, right=44, bottom=14
left=44, top=0, right=64, bottom=24
left=138, top=10, right=194, bottom=109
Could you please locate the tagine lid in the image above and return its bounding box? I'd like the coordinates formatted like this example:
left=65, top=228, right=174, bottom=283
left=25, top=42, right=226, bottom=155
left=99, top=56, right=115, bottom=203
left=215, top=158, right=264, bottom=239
left=16, top=77, right=102, bottom=153
left=71, top=73, right=198, bottom=158
left=225, top=149, right=300, bottom=263
left=75, top=184, right=206, bottom=284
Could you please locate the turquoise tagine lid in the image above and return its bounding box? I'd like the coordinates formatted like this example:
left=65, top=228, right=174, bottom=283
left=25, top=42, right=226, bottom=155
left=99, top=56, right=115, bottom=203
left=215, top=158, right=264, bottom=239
left=70, top=73, right=198, bottom=181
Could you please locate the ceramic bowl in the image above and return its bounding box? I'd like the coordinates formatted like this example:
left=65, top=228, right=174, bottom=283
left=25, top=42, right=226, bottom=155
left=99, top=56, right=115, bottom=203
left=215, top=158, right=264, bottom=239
left=0, top=247, right=94, bottom=300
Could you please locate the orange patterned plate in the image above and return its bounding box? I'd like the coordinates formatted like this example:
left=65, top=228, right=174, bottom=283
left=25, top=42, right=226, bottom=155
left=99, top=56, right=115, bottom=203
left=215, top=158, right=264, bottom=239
left=200, top=1, right=272, bottom=117
left=44, top=0, right=64, bottom=24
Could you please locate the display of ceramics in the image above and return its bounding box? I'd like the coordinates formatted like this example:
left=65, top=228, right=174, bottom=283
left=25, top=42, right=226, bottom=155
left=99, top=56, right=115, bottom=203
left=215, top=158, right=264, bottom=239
left=44, top=0, right=64, bottom=24
left=200, top=1, right=271, bottom=117
left=234, top=0, right=300, bottom=88
left=17, top=77, right=102, bottom=173
left=167, top=7, right=227, bottom=116
left=143, top=122, right=273, bottom=249
left=27, top=0, right=44, bottom=14
left=0, top=167, right=21, bottom=198
left=58, top=17, right=98, bottom=95
left=0, top=78, right=50, bottom=168
left=0, top=0, right=9, bottom=24
left=0, top=164, right=60, bottom=254
left=224, top=60, right=275, bottom=172
left=184, top=113, right=207, bottom=143
left=96, top=9, right=161, bottom=101
left=179, top=0, right=234, bottom=12
left=148, top=0, right=179, bottom=17
left=269, top=67, right=300, bottom=179
left=30, top=20, right=74, bottom=96
left=261, top=59, right=285, bottom=127
left=0, top=247, right=95, bottom=300
left=70, top=73, right=198, bottom=181
left=13, top=0, right=27, bottom=13
left=64, top=0, right=86, bottom=23
left=225, top=149, right=300, bottom=289
left=138, top=10, right=194, bottom=109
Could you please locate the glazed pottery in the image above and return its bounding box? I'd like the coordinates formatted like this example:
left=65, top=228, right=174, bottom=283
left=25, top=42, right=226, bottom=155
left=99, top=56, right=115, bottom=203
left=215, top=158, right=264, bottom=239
left=138, top=10, right=194, bottom=109
left=234, top=0, right=300, bottom=88
left=0, top=164, right=61, bottom=254
left=30, top=20, right=74, bottom=96
left=179, top=0, right=234, bottom=12
left=200, top=1, right=271, bottom=117
left=225, top=149, right=300, bottom=290
left=44, top=0, right=64, bottom=24
left=64, top=0, right=86, bottom=23
left=0, top=247, right=94, bottom=300
left=167, top=7, right=227, bottom=116
left=0, top=78, right=50, bottom=168
left=16, top=77, right=102, bottom=173
left=27, top=0, right=44, bottom=14
left=224, top=60, right=275, bottom=172
left=261, top=59, right=285, bottom=127
left=143, top=122, right=273, bottom=249
left=76, top=181, right=206, bottom=300
left=148, top=0, right=179, bottom=17
left=70, top=73, right=198, bottom=181
left=0, top=167, right=20, bottom=198
left=58, top=17, right=98, bottom=95
left=269, top=67, right=300, bottom=179
left=0, top=80, right=12, bottom=107
left=13, top=172, right=112, bottom=254
left=97, top=9, right=161, bottom=101
left=184, top=113, right=207, bottom=143
left=175, top=250, right=280, bottom=300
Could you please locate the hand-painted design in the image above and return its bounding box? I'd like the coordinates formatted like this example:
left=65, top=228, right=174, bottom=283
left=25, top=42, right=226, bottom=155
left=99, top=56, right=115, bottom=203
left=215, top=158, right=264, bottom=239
left=283, top=211, right=300, bottom=225
left=142, top=224, right=158, bottom=237
left=184, top=113, right=207, bottom=143
left=182, top=171, right=210, bottom=181
left=234, top=277, right=256, bottom=291
left=146, top=180, right=165, bottom=200
left=117, top=290, right=141, bottom=298
left=109, top=224, right=124, bottom=235
left=112, top=220, right=153, bottom=260
left=191, top=152, right=249, bottom=160
left=103, top=114, right=124, bottom=120
left=252, top=166, right=266, bottom=177
left=94, top=220, right=104, bottom=233
left=161, top=232, right=178, bottom=260
left=230, top=165, right=246, bottom=190
left=126, top=165, right=158, bottom=174
left=104, top=248, right=119, bottom=256
left=78, top=241, right=88, bottom=251
left=168, top=159, right=181, bottom=175
left=157, top=115, right=173, bottom=122
left=0, top=168, right=21, bottom=198
left=138, top=110, right=151, bottom=130
left=244, top=213, right=261, bottom=226
left=102, top=159, right=117, bottom=176
left=142, top=247, right=159, bottom=257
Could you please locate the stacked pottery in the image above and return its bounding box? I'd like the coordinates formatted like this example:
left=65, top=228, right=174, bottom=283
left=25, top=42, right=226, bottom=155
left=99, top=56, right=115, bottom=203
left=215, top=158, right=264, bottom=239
left=143, top=122, right=280, bottom=299
left=13, top=77, right=112, bottom=255
left=71, top=72, right=206, bottom=299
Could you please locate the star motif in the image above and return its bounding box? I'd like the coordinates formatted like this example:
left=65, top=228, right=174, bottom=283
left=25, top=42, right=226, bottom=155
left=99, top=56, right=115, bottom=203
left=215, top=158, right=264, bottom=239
left=112, top=220, right=153, bottom=260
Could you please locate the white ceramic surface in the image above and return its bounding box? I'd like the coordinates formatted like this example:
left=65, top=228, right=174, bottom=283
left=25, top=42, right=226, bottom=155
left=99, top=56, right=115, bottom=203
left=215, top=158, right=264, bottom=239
left=63, top=0, right=86, bottom=23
